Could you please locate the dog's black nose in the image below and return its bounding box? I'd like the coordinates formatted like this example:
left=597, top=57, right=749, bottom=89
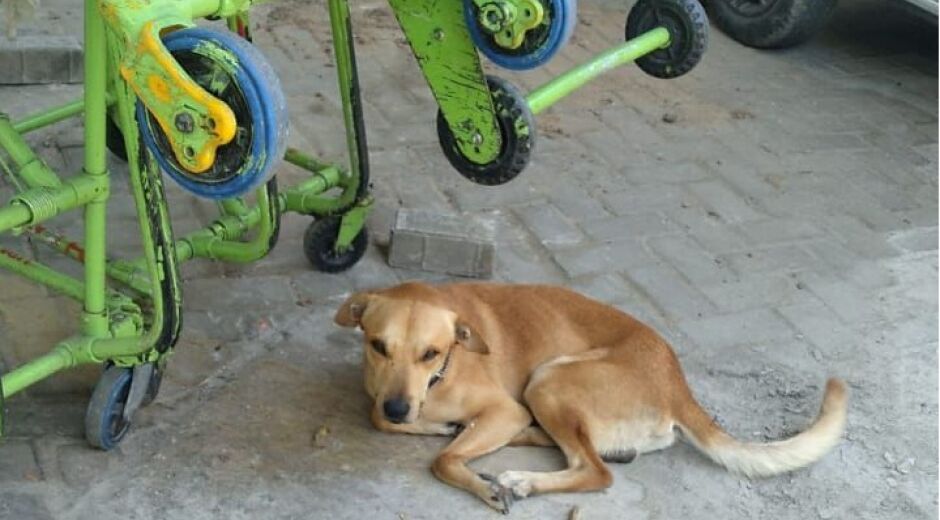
left=383, top=398, right=410, bottom=423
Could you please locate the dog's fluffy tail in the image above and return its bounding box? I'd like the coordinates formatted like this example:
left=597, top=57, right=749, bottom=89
left=675, top=378, right=848, bottom=478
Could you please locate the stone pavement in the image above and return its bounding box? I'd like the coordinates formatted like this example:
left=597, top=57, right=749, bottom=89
left=0, top=0, right=937, bottom=518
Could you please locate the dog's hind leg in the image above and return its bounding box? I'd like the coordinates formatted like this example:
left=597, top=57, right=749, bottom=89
left=509, top=425, right=556, bottom=447
left=496, top=402, right=612, bottom=498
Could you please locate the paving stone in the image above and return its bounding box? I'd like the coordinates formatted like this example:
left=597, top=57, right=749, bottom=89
left=581, top=212, right=679, bottom=242
left=598, top=181, right=691, bottom=217
left=887, top=227, right=939, bottom=253
left=567, top=272, right=633, bottom=305
left=648, top=235, right=737, bottom=285
left=699, top=274, right=808, bottom=314
left=56, top=442, right=110, bottom=489
left=514, top=202, right=585, bottom=249
left=182, top=275, right=297, bottom=312
left=721, top=245, right=817, bottom=275
left=678, top=308, right=797, bottom=349
left=777, top=300, right=864, bottom=355
left=686, top=179, right=764, bottom=223
left=625, top=264, right=717, bottom=321
left=736, top=218, right=825, bottom=246
left=0, top=492, right=53, bottom=520
left=553, top=239, right=653, bottom=278
left=0, top=441, right=41, bottom=482
left=799, top=273, right=886, bottom=325
left=820, top=215, right=902, bottom=260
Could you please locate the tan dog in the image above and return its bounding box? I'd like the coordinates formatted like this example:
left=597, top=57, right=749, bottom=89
left=334, top=282, right=848, bottom=513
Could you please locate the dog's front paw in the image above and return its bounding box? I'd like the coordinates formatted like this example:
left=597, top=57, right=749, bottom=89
left=478, top=473, right=516, bottom=514
left=497, top=471, right=534, bottom=499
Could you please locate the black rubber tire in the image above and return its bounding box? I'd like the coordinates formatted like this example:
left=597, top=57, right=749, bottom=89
left=626, top=0, right=708, bottom=79
left=106, top=116, right=128, bottom=162
left=437, top=75, right=535, bottom=186
left=705, top=0, right=837, bottom=49
left=85, top=365, right=133, bottom=450
left=303, top=216, right=369, bottom=273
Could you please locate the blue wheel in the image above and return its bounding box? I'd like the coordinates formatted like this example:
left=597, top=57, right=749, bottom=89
left=464, top=0, right=577, bottom=70
left=137, top=27, right=288, bottom=200
left=84, top=366, right=133, bottom=450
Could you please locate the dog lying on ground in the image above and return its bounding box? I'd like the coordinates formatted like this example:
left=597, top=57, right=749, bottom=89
left=334, top=282, right=848, bottom=513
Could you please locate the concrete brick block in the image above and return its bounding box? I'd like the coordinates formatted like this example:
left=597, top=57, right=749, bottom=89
left=388, top=209, right=496, bottom=278
left=0, top=36, right=82, bottom=84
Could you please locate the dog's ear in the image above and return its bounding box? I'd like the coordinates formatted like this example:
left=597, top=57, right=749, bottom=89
left=334, top=292, right=372, bottom=328
left=455, top=321, right=489, bottom=354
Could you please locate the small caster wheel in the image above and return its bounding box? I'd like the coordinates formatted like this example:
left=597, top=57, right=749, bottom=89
left=137, top=27, right=288, bottom=200
left=626, top=0, right=708, bottom=79
left=85, top=365, right=133, bottom=450
left=106, top=116, right=128, bottom=162
left=465, top=0, right=578, bottom=70
left=303, top=216, right=368, bottom=273
left=437, top=76, right=535, bottom=186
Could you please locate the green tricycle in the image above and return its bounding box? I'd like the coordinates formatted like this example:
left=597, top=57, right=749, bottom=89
left=0, top=0, right=707, bottom=448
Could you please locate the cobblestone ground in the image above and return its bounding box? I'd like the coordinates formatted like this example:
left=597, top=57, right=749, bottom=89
left=0, top=0, right=936, bottom=519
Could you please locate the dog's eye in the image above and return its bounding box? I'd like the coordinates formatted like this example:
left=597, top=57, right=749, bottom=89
left=371, top=339, right=387, bottom=356
left=421, top=349, right=439, bottom=362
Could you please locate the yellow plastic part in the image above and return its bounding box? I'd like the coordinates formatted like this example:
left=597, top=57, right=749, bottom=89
left=120, top=22, right=237, bottom=174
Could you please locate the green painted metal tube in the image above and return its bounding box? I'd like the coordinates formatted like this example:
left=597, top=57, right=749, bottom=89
left=13, top=99, right=85, bottom=134
left=0, top=175, right=105, bottom=234
left=0, top=116, right=62, bottom=188
left=0, top=248, right=85, bottom=301
left=1, top=344, right=74, bottom=397
left=526, top=27, right=670, bottom=115
left=284, top=147, right=334, bottom=174
left=81, top=0, right=110, bottom=338
left=0, top=202, right=31, bottom=231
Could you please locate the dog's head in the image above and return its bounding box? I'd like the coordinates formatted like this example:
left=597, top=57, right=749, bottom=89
left=334, top=283, right=488, bottom=424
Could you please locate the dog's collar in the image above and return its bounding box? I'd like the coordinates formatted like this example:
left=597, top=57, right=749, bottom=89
left=428, top=347, right=454, bottom=389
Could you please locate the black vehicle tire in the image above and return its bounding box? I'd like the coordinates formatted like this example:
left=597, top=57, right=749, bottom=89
left=706, top=0, right=837, bottom=49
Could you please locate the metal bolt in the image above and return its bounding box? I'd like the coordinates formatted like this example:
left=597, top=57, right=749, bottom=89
left=174, top=112, right=195, bottom=134
left=471, top=132, right=484, bottom=146
left=433, top=28, right=445, bottom=40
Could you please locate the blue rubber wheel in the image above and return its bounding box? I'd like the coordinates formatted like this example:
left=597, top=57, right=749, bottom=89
left=84, top=366, right=133, bottom=450
left=464, top=0, right=577, bottom=70
left=137, top=27, right=288, bottom=200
